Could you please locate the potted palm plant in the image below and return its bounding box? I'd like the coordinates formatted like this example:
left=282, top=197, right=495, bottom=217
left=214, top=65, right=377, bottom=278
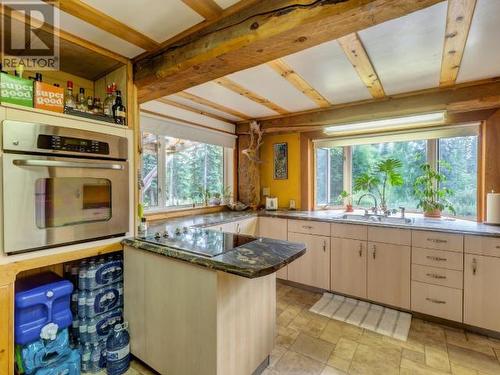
left=413, top=163, right=456, bottom=218
left=353, top=158, right=403, bottom=211
left=338, top=190, right=353, bottom=212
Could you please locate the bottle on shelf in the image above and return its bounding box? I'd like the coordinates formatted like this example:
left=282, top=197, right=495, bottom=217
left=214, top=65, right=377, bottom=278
left=111, top=82, right=117, bottom=105
left=86, top=96, right=94, bottom=112
left=112, top=90, right=127, bottom=126
left=103, top=85, right=113, bottom=117
left=0, top=63, right=7, bottom=74
left=14, top=63, right=24, bottom=78
left=34, top=72, right=42, bottom=82
left=76, top=88, right=87, bottom=112
left=64, top=81, right=76, bottom=110
left=92, top=97, right=102, bottom=114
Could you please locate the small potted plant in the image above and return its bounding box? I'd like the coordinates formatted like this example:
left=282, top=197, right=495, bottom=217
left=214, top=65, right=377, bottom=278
left=338, top=190, right=353, bottom=212
left=413, top=163, right=456, bottom=218
left=209, top=192, right=222, bottom=205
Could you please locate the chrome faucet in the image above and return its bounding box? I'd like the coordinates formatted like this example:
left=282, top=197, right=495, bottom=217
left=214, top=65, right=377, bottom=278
left=399, top=206, right=406, bottom=218
left=357, top=193, right=378, bottom=213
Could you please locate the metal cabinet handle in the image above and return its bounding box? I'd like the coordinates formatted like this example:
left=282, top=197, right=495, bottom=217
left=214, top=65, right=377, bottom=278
left=302, top=225, right=313, bottom=229
left=472, top=258, right=477, bottom=275
left=427, top=238, right=447, bottom=244
left=426, top=255, right=447, bottom=261
left=426, top=297, right=446, bottom=304
left=322, top=240, right=326, bottom=252
left=426, top=273, right=446, bottom=279
left=236, top=223, right=241, bottom=233
left=372, top=244, right=376, bottom=259
left=13, top=159, right=125, bottom=170
left=359, top=243, right=363, bottom=257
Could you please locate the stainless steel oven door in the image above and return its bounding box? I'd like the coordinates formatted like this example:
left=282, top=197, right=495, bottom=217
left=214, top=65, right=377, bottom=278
left=3, top=154, right=129, bottom=253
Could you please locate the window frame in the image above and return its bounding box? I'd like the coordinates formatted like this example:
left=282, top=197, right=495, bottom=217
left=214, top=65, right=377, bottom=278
left=141, top=132, right=233, bottom=213
left=313, top=124, right=480, bottom=219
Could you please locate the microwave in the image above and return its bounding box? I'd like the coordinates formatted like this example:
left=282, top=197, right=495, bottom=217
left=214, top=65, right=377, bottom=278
left=2, top=120, right=129, bottom=254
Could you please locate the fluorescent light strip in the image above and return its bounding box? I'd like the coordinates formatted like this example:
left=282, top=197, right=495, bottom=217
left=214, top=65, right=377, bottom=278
left=324, top=111, right=446, bottom=134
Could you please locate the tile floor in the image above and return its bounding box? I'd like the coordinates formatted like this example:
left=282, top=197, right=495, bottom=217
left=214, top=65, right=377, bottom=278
left=122, top=282, right=500, bottom=375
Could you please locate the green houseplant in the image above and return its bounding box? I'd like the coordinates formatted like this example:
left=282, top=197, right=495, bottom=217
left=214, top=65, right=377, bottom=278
left=413, top=163, right=456, bottom=218
left=353, top=158, right=403, bottom=211
left=338, top=190, right=353, bottom=212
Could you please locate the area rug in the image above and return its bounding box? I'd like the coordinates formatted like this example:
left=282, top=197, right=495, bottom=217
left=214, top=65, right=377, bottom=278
left=309, top=293, right=412, bottom=341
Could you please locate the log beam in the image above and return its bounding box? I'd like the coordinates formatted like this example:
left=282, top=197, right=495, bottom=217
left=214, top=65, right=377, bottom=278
left=134, top=0, right=443, bottom=103
left=236, top=78, right=500, bottom=133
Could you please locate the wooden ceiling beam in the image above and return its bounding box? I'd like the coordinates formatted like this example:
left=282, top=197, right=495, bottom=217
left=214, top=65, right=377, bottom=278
left=176, top=92, right=252, bottom=120
left=155, top=97, right=235, bottom=123
left=214, top=77, right=289, bottom=115
left=267, top=59, right=331, bottom=108
left=134, top=0, right=442, bottom=103
left=1, top=5, right=128, bottom=64
left=338, top=33, right=385, bottom=99
left=439, top=0, right=477, bottom=87
left=44, top=0, right=159, bottom=51
left=181, top=0, right=223, bottom=20
left=236, top=78, right=500, bottom=132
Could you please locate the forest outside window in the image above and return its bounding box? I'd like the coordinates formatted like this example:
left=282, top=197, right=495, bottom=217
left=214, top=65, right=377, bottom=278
left=314, top=125, right=479, bottom=219
left=141, top=132, right=229, bottom=211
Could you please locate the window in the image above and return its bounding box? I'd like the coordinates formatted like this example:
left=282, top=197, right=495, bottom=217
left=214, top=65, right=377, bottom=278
left=141, top=133, right=229, bottom=210
left=314, top=126, right=479, bottom=219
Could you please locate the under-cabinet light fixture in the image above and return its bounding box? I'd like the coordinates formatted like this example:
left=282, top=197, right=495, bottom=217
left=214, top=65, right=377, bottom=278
left=323, top=111, right=446, bottom=134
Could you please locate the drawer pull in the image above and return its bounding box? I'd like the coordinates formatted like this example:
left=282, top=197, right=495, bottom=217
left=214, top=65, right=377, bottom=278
left=496, top=246, right=500, bottom=249
left=472, top=258, right=477, bottom=275
left=427, top=238, right=448, bottom=244
left=322, top=240, right=326, bottom=252
left=426, top=297, right=446, bottom=304
left=302, top=225, right=313, bottom=230
left=426, top=255, right=447, bottom=261
left=426, top=273, right=446, bottom=279
left=372, top=244, right=377, bottom=259
left=359, top=243, right=363, bottom=257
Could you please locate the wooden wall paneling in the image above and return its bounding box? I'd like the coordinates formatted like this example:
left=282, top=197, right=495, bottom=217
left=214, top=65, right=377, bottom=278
left=483, top=110, right=500, bottom=220
left=440, top=0, right=477, bottom=87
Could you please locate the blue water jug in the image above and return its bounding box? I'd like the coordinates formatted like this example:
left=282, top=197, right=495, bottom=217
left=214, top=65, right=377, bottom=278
left=34, top=349, right=80, bottom=375
left=21, top=329, right=71, bottom=374
left=106, top=322, right=130, bottom=375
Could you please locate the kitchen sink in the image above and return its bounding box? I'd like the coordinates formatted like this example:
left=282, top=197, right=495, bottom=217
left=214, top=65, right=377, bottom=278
left=341, top=214, right=413, bottom=225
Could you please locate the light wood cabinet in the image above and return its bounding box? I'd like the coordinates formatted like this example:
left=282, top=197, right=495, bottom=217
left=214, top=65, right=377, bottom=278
left=288, top=219, right=330, bottom=236
left=367, top=241, right=411, bottom=309
left=411, top=281, right=462, bottom=322
left=412, top=230, right=463, bottom=252
left=331, top=238, right=367, bottom=298
left=464, top=254, right=500, bottom=332
left=235, top=218, right=257, bottom=236
left=287, top=232, right=330, bottom=289
left=257, top=217, right=288, bottom=279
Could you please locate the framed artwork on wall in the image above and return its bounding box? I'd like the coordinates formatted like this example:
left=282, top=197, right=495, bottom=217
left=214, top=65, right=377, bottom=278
left=273, top=142, right=288, bottom=180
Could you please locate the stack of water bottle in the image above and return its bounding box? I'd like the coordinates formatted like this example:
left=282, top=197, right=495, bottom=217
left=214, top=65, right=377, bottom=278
left=66, top=253, right=128, bottom=374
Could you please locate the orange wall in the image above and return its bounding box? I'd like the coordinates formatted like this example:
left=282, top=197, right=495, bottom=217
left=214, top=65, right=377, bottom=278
left=260, top=133, right=301, bottom=209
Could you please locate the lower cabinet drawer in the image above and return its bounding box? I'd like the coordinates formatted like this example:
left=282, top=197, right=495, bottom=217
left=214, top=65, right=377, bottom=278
left=412, top=247, right=463, bottom=270
left=411, top=264, right=463, bottom=289
left=411, top=281, right=463, bottom=322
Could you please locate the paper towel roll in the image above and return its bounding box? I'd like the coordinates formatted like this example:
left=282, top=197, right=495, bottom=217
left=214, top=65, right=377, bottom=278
left=486, top=193, right=500, bottom=224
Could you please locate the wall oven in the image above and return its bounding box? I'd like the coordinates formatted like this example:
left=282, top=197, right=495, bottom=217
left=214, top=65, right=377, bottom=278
left=2, top=120, right=129, bottom=254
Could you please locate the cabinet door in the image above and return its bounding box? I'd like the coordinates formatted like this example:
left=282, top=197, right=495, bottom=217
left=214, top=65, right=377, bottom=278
left=464, top=254, right=500, bottom=331
left=367, top=242, right=410, bottom=309
left=236, top=218, right=258, bottom=236
left=258, top=217, right=288, bottom=279
left=331, top=238, right=367, bottom=298
left=287, top=233, right=330, bottom=289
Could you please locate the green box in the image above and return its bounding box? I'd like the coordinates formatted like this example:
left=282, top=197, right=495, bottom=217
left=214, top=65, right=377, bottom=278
left=0, top=73, right=33, bottom=107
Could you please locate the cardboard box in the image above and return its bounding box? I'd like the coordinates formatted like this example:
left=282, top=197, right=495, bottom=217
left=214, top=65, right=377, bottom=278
left=0, top=73, right=33, bottom=107
left=34, top=81, right=64, bottom=113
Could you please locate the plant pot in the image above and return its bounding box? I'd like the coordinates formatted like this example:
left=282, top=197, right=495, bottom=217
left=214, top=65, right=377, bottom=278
left=345, top=204, right=354, bottom=212
left=424, top=209, right=442, bottom=218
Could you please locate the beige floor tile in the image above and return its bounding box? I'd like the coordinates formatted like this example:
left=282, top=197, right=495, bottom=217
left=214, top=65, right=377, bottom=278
left=402, top=348, right=426, bottom=364
left=262, top=369, right=280, bottom=375
left=320, top=319, right=362, bottom=344
left=332, top=337, right=358, bottom=361
left=291, top=333, right=335, bottom=363
left=274, top=350, right=325, bottom=375
left=269, top=344, right=287, bottom=368
left=448, top=344, right=500, bottom=375
left=130, top=360, right=157, bottom=375
left=348, top=342, right=401, bottom=375
left=288, top=310, right=329, bottom=338
left=425, top=346, right=451, bottom=372
left=320, top=365, right=347, bottom=375
left=450, top=362, right=479, bottom=375
left=400, top=358, right=451, bottom=375
left=276, top=324, right=301, bottom=348
left=326, top=354, right=351, bottom=372
left=446, top=329, right=496, bottom=357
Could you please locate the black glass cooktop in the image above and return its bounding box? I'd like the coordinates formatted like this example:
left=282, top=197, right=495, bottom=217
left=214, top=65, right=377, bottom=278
left=140, top=227, right=257, bottom=258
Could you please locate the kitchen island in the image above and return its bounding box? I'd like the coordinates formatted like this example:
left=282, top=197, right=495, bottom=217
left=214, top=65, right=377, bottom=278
left=123, top=226, right=306, bottom=375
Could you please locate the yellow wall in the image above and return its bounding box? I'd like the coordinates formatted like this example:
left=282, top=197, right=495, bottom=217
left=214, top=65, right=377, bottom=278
left=260, top=133, right=301, bottom=209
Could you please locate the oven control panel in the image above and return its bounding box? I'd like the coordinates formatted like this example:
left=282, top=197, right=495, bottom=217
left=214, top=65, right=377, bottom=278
left=37, top=134, right=110, bottom=155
